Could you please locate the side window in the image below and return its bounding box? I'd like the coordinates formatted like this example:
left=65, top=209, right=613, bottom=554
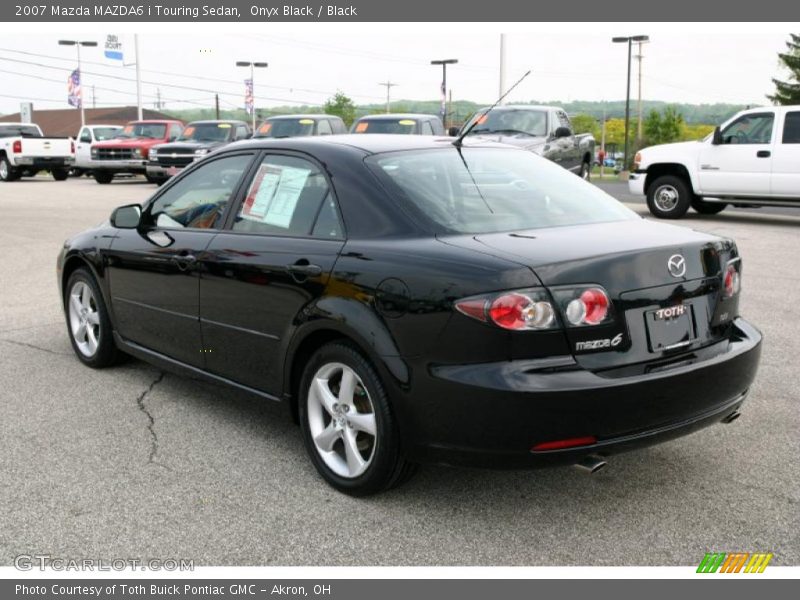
left=232, top=154, right=342, bottom=238
left=149, top=154, right=253, bottom=230
left=782, top=112, right=800, bottom=144
left=721, top=113, right=774, bottom=145
left=331, top=119, right=346, bottom=134
left=557, top=111, right=572, bottom=131
left=235, top=125, right=249, bottom=140
left=421, top=121, right=434, bottom=135
left=79, top=128, right=91, bottom=143
left=168, top=124, right=183, bottom=141
left=317, top=119, right=332, bottom=136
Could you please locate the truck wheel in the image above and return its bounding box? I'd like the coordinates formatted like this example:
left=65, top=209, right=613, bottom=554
left=94, top=172, right=114, bottom=184
left=646, top=175, right=691, bottom=219
left=52, top=168, right=70, bottom=181
left=579, top=161, right=591, bottom=181
left=691, top=197, right=727, bottom=215
left=0, top=157, right=20, bottom=182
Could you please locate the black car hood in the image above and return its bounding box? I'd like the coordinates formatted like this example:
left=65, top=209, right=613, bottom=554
left=439, top=219, right=726, bottom=291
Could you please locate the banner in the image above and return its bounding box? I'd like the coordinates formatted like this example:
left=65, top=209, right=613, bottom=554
left=244, top=78, right=253, bottom=115
left=67, top=68, right=81, bottom=108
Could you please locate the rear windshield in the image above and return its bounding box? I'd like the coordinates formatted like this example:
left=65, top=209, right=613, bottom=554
left=465, top=109, right=548, bottom=137
left=353, top=119, right=417, bottom=134
left=118, top=123, right=167, bottom=139
left=367, top=147, right=637, bottom=234
left=0, top=125, right=41, bottom=138
left=179, top=123, right=234, bottom=142
left=93, top=127, right=122, bottom=141
left=255, top=119, right=315, bottom=138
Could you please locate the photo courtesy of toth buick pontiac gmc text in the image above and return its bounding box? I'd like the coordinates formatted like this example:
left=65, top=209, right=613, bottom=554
left=57, top=134, right=762, bottom=495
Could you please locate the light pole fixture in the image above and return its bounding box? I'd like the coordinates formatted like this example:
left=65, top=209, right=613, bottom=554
left=58, top=40, right=98, bottom=126
left=612, top=35, right=648, bottom=174
left=236, top=61, right=268, bottom=130
left=431, top=59, right=458, bottom=127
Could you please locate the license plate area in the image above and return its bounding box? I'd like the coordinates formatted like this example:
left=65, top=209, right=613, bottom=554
left=645, top=303, right=696, bottom=352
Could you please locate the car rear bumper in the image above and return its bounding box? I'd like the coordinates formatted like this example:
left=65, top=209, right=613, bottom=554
left=14, top=156, right=73, bottom=168
left=400, top=317, right=762, bottom=469
left=628, top=171, right=646, bottom=196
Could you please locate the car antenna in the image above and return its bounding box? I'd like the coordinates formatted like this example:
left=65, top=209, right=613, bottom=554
left=453, top=69, right=531, bottom=148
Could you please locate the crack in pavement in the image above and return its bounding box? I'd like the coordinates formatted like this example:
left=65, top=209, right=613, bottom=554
left=135, top=372, right=169, bottom=469
left=0, top=338, right=71, bottom=356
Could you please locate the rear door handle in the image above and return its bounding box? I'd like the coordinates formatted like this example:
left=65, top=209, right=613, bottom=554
left=756, top=150, right=771, bottom=158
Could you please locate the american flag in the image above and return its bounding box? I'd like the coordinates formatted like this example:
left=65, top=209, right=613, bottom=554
left=68, top=69, right=81, bottom=109
left=244, top=78, right=254, bottom=115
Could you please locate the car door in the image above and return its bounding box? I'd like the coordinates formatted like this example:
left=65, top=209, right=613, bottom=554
left=771, top=110, right=800, bottom=198
left=105, top=152, right=256, bottom=366
left=75, top=127, right=92, bottom=168
left=697, top=111, right=775, bottom=196
left=199, top=152, right=346, bottom=395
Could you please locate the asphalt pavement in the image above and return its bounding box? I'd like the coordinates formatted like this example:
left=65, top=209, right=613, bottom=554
left=0, top=176, right=797, bottom=566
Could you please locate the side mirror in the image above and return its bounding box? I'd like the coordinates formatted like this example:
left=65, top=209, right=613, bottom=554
left=555, top=126, right=572, bottom=138
left=711, top=126, right=723, bottom=145
left=110, top=204, right=141, bottom=229
left=448, top=126, right=461, bottom=137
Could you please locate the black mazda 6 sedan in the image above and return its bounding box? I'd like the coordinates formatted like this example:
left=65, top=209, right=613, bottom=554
left=58, top=134, right=762, bottom=495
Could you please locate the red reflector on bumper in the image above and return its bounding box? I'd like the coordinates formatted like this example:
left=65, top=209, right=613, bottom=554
left=531, top=436, right=597, bottom=452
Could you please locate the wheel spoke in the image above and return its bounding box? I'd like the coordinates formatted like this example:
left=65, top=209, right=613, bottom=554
left=338, top=368, right=357, bottom=405
left=69, top=293, right=82, bottom=316
left=343, top=429, right=367, bottom=476
left=348, top=412, right=376, bottom=436
left=86, top=311, right=100, bottom=326
left=313, top=422, right=341, bottom=452
left=80, top=283, right=92, bottom=308
left=313, top=377, right=338, bottom=415
left=85, top=326, right=98, bottom=354
left=73, top=321, right=87, bottom=341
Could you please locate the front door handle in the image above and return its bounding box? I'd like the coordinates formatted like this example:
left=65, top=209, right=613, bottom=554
left=287, top=261, right=322, bottom=277
left=757, top=150, right=771, bottom=158
left=171, top=252, right=197, bottom=271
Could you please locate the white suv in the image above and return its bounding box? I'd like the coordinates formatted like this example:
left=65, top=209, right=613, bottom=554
left=629, top=106, right=800, bottom=218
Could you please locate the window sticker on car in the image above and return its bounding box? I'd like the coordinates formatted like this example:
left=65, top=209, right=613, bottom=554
left=217, top=123, right=231, bottom=128
left=298, top=119, right=314, bottom=125
left=183, top=126, right=196, bottom=137
left=241, top=164, right=311, bottom=228
left=355, top=122, right=369, bottom=132
left=398, top=120, right=416, bottom=126
left=258, top=123, right=272, bottom=134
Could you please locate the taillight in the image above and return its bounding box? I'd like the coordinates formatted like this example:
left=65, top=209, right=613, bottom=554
left=723, top=262, right=741, bottom=298
left=455, top=289, right=557, bottom=331
left=71, top=141, right=75, bottom=154
left=553, top=286, right=612, bottom=327
left=12, top=140, right=22, bottom=153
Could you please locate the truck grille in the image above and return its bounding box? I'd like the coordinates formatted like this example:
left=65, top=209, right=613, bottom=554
left=96, top=148, right=135, bottom=161
left=154, top=153, right=195, bottom=168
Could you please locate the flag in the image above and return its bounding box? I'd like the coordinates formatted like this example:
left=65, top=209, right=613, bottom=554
left=244, top=78, right=254, bottom=115
left=68, top=69, right=82, bottom=109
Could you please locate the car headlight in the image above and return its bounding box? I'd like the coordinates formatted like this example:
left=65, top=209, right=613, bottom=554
left=194, top=148, right=209, bottom=157
left=150, top=149, right=158, bottom=157
left=91, top=148, right=98, bottom=158
left=633, top=152, right=642, bottom=171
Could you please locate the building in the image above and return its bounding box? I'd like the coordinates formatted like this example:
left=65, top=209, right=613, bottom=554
left=0, top=106, right=178, bottom=137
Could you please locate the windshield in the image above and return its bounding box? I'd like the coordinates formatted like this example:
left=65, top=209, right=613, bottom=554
left=353, top=119, right=417, bottom=134
left=367, top=148, right=637, bottom=234
left=255, top=119, right=315, bottom=138
left=179, top=123, right=234, bottom=142
left=118, top=123, right=167, bottom=139
left=93, top=127, right=122, bottom=141
left=0, top=125, right=41, bottom=138
left=465, top=109, right=548, bottom=137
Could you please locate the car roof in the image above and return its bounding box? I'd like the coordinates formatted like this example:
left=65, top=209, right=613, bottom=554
left=187, top=119, right=249, bottom=126
left=86, top=124, right=123, bottom=128
left=222, top=133, right=509, bottom=155
left=475, top=105, right=557, bottom=112
left=265, top=114, right=340, bottom=121
left=355, top=113, right=439, bottom=122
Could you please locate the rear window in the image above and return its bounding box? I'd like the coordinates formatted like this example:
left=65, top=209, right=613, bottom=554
left=465, top=109, right=548, bottom=138
left=118, top=123, right=167, bottom=139
left=367, top=147, right=637, bottom=234
left=255, top=118, right=316, bottom=138
left=353, top=119, right=417, bottom=134
left=93, top=127, right=122, bottom=141
left=179, top=123, right=233, bottom=142
left=0, top=125, right=41, bottom=138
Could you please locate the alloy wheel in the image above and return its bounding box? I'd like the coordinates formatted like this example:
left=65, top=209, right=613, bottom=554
left=653, top=184, right=680, bottom=212
left=68, top=281, right=101, bottom=357
left=0, top=160, right=8, bottom=180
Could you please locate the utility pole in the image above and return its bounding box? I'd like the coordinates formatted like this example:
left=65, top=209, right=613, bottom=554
left=155, top=88, right=162, bottom=110
left=134, top=34, right=142, bottom=120
left=448, top=89, right=453, bottom=129
left=635, top=39, right=649, bottom=143
left=91, top=85, right=96, bottom=109
left=236, top=61, right=268, bottom=130
left=57, top=39, right=97, bottom=126
left=612, top=35, right=649, bottom=175
left=431, top=59, right=458, bottom=126
left=378, top=80, right=397, bottom=113
left=215, top=94, right=220, bottom=120
left=600, top=106, right=607, bottom=179
left=498, top=34, right=507, bottom=103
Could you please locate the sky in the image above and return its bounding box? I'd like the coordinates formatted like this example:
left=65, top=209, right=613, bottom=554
left=0, top=27, right=794, bottom=116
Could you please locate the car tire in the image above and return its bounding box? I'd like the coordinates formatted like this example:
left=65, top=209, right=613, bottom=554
left=145, top=174, right=162, bottom=185
left=646, top=175, right=692, bottom=219
left=64, top=268, right=121, bottom=368
left=0, top=156, right=20, bottom=182
left=579, top=161, right=591, bottom=181
left=691, top=197, right=727, bottom=215
left=94, top=172, right=114, bottom=184
left=298, top=342, right=417, bottom=496
left=52, top=168, right=70, bottom=181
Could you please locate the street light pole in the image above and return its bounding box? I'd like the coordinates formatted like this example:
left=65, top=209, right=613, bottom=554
left=431, top=59, right=458, bottom=127
left=612, top=35, right=648, bottom=175
left=236, top=61, right=268, bottom=130
left=58, top=39, right=98, bottom=126
left=379, top=81, right=398, bottom=113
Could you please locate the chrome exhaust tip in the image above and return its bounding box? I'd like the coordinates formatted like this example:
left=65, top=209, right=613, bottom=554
left=722, top=411, right=741, bottom=424
left=574, top=454, right=608, bottom=474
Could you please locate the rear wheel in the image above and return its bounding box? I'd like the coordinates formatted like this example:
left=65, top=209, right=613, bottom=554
left=691, top=197, right=727, bottom=215
left=646, top=175, right=692, bottom=219
left=52, top=168, right=69, bottom=181
left=298, top=342, right=416, bottom=495
left=64, top=268, right=120, bottom=368
left=93, top=171, right=114, bottom=184
left=0, top=156, right=20, bottom=182
left=579, top=160, right=591, bottom=181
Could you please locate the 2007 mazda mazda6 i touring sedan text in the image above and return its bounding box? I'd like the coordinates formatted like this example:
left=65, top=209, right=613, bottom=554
left=57, top=134, right=762, bottom=495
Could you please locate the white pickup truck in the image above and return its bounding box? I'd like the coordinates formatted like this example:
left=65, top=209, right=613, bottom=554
left=629, top=105, right=800, bottom=218
left=0, top=123, right=75, bottom=182
left=73, top=123, right=123, bottom=176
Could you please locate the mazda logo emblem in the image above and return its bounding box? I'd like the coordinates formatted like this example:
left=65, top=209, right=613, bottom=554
left=668, top=254, right=686, bottom=278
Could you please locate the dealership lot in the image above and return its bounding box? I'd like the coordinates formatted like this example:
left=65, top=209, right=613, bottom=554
left=0, top=177, right=797, bottom=566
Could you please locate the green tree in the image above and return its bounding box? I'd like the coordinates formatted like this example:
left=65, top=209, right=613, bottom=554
left=768, top=33, right=800, bottom=105
left=643, top=106, right=685, bottom=146
left=324, top=91, right=356, bottom=127
left=570, top=114, right=600, bottom=139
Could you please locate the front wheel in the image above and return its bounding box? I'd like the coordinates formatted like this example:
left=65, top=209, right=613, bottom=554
left=298, top=342, right=416, bottom=495
left=64, top=268, right=120, bottom=368
left=93, top=171, right=114, bottom=184
left=691, top=197, right=727, bottom=215
left=579, top=161, right=591, bottom=181
left=646, top=175, right=692, bottom=219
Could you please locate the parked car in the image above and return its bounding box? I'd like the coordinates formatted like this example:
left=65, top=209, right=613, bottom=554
left=73, top=124, right=124, bottom=176
left=58, top=134, right=761, bottom=495
left=147, top=120, right=251, bottom=184
left=255, top=114, right=347, bottom=138
left=90, top=120, right=184, bottom=184
left=630, top=105, right=800, bottom=218
left=350, top=113, right=445, bottom=135
left=0, top=122, right=74, bottom=182
left=458, top=105, right=596, bottom=179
